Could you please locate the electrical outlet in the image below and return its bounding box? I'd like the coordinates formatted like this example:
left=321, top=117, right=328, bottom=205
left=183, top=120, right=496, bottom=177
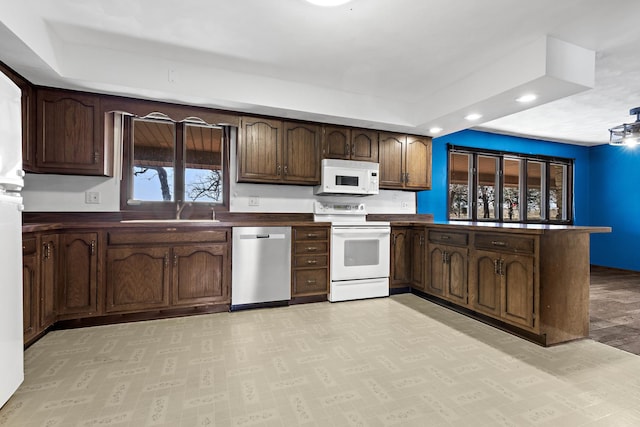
left=85, top=191, right=101, bottom=204
left=248, top=196, right=259, bottom=206
left=401, top=201, right=409, bottom=209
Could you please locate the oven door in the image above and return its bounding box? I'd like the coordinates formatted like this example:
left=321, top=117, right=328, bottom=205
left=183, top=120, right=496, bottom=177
left=331, top=225, right=390, bottom=281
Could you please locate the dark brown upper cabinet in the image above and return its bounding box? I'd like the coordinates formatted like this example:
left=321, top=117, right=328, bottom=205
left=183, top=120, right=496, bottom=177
left=379, top=132, right=432, bottom=190
left=322, top=125, right=378, bottom=162
left=237, top=116, right=320, bottom=185
left=35, top=88, right=113, bottom=176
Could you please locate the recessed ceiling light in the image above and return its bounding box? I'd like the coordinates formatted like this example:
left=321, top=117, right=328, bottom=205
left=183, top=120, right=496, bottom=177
left=516, top=93, right=537, bottom=103
left=429, top=127, right=443, bottom=134
left=464, top=113, right=482, bottom=121
left=305, top=0, right=352, bottom=6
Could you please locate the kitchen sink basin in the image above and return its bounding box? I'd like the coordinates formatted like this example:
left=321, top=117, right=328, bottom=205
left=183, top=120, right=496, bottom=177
left=120, top=219, right=220, bottom=223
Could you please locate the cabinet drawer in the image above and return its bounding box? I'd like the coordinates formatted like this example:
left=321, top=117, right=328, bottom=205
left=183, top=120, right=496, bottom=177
left=293, top=269, right=328, bottom=295
left=474, top=233, right=534, bottom=254
left=294, top=254, right=327, bottom=268
left=294, top=241, right=328, bottom=254
left=108, top=229, right=228, bottom=245
left=294, top=227, right=328, bottom=241
left=429, top=230, right=468, bottom=246
left=23, top=237, right=37, bottom=255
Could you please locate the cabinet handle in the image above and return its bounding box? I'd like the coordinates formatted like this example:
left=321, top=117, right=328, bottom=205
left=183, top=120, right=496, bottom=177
left=164, top=253, right=169, bottom=268
left=404, top=172, right=409, bottom=183
left=345, top=143, right=350, bottom=155
left=42, top=242, right=50, bottom=260
left=90, top=240, right=96, bottom=256
left=306, top=233, right=318, bottom=238
left=491, top=240, right=507, bottom=247
left=494, top=259, right=499, bottom=275
left=306, top=259, right=318, bottom=265
left=442, top=251, right=446, bottom=264
left=444, top=251, right=450, bottom=264
left=173, top=254, right=178, bottom=267
left=306, top=279, right=316, bottom=285
left=277, top=164, right=281, bottom=175
left=284, top=165, right=288, bottom=175
left=392, top=234, right=397, bottom=245
left=93, top=151, right=99, bottom=164
left=306, top=246, right=318, bottom=252
left=498, top=259, right=505, bottom=276
left=351, top=143, right=355, bottom=156
left=440, top=235, right=450, bottom=240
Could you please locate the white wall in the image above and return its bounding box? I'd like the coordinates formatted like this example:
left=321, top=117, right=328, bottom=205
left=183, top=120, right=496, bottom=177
left=22, top=129, right=418, bottom=214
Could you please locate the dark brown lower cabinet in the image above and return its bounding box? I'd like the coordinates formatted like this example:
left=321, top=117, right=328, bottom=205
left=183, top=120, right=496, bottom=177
left=291, top=226, right=329, bottom=297
left=22, top=235, right=38, bottom=343
left=172, top=244, right=229, bottom=306
left=471, top=250, right=535, bottom=328
left=23, top=233, right=58, bottom=345
left=57, top=232, right=99, bottom=318
left=410, top=228, right=425, bottom=291
left=105, top=228, right=231, bottom=314
left=390, top=227, right=411, bottom=288
left=106, top=247, right=170, bottom=313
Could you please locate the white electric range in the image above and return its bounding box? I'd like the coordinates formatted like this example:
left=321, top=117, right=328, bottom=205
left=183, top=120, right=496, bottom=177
left=313, top=201, right=390, bottom=302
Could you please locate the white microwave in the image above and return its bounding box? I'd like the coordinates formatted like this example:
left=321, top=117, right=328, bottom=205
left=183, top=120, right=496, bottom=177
left=315, top=159, right=380, bottom=196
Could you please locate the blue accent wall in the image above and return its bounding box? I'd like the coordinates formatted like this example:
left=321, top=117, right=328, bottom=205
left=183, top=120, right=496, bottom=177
left=589, top=143, right=640, bottom=270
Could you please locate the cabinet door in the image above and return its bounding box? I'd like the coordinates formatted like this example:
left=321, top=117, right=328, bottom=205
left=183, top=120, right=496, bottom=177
left=40, top=234, right=58, bottom=329
left=22, top=237, right=38, bottom=343
left=426, top=244, right=445, bottom=296
left=21, top=85, right=36, bottom=172
left=283, top=122, right=321, bottom=184
left=322, top=125, right=351, bottom=159
left=36, top=89, right=105, bottom=175
left=379, top=132, right=406, bottom=188
left=58, top=233, right=99, bottom=317
left=405, top=135, right=432, bottom=190
left=238, top=117, right=282, bottom=182
left=472, top=250, right=501, bottom=317
left=350, top=129, right=378, bottom=162
left=390, top=227, right=410, bottom=287
left=501, top=254, right=535, bottom=328
left=410, top=229, right=425, bottom=290
left=172, top=244, right=229, bottom=306
left=445, top=247, right=468, bottom=305
left=106, top=247, right=170, bottom=313
left=293, top=269, right=328, bottom=296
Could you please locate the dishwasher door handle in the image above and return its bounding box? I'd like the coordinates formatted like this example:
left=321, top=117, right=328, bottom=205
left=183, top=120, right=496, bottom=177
left=256, top=234, right=270, bottom=239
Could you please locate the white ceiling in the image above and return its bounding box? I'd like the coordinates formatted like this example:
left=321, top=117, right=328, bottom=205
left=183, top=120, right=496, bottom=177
left=2, top=0, right=640, bottom=146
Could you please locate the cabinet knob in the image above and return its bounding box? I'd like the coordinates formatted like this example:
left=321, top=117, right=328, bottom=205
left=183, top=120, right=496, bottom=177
left=90, top=240, right=96, bottom=256
left=491, top=240, right=507, bottom=247
left=306, top=279, right=316, bottom=285
left=306, top=259, right=318, bottom=265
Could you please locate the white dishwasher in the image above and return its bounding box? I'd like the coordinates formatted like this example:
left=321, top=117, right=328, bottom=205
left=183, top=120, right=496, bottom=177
left=231, top=226, right=291, bottom=310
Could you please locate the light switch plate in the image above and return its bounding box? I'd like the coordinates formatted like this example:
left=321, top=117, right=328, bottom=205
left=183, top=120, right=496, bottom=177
left=248, top=196, right=259, bottom=206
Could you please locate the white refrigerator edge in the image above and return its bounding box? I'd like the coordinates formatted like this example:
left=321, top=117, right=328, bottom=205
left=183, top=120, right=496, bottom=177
left=0, top=70, right=25, bottom=408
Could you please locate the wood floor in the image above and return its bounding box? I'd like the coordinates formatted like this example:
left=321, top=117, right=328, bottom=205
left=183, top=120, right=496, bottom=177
left=590, top=266, right=640, bottom=355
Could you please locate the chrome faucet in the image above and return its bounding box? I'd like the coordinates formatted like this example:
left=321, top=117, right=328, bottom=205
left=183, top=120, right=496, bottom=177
left=176, top=201, right=191, bottom=219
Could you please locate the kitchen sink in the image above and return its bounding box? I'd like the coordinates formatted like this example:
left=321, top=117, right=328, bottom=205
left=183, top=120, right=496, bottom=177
left=120, top=219, right=220, bottom=223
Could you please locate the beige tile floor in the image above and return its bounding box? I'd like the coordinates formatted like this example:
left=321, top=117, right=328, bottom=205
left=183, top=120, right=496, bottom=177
left=2, top=294, right=640, bottom=427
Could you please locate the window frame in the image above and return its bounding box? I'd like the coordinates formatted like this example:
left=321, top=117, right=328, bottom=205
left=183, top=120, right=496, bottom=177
left=120, top=114, right=231, bottom=217
left=447, top=145, right=574, bottom=224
